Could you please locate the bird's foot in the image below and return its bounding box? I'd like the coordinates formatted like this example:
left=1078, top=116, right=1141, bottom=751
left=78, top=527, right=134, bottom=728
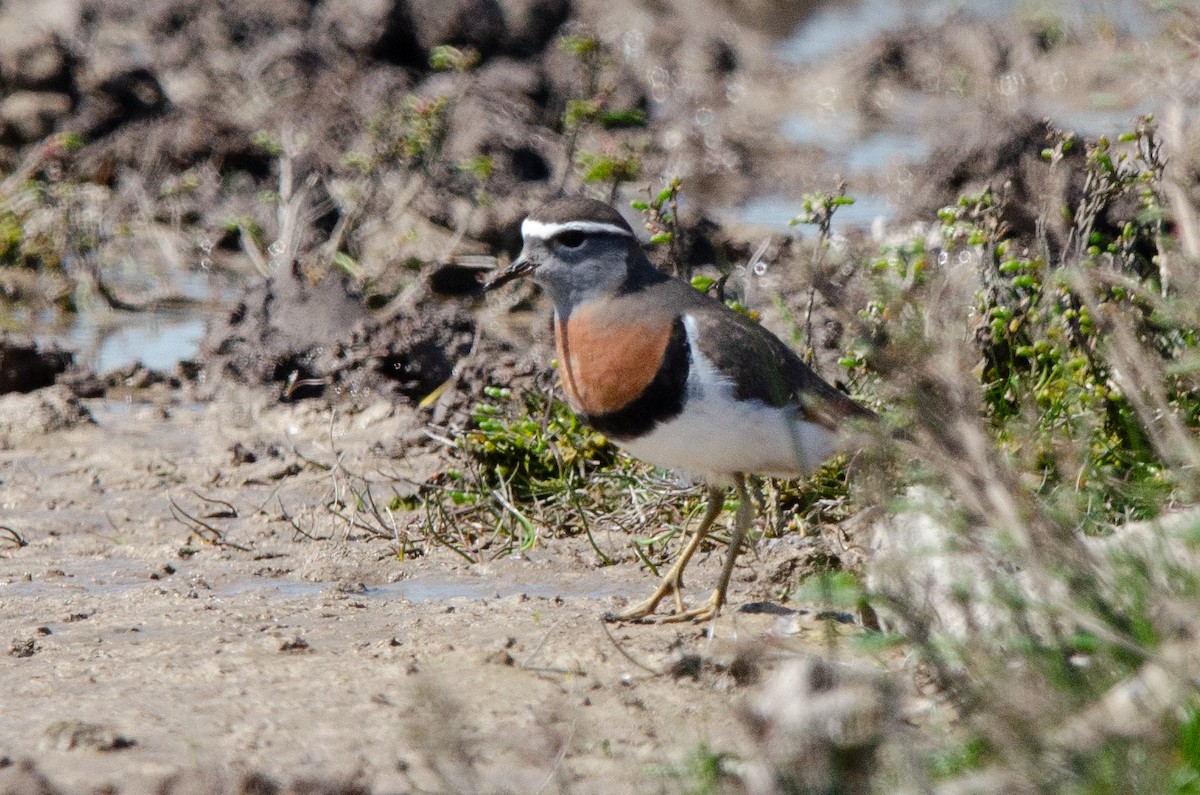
left=605, top=590, right=724, bottom=624
left=604, top=593, right=669, bottom=623
left=604, top=572, right=684, bottom=622
left=659, top=592, right=723, bottom=624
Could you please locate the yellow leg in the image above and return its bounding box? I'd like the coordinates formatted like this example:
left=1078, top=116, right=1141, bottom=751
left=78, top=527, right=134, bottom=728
left=661, top=475, right=753, bottom=623
left=606, top=485, right=726, bottom=622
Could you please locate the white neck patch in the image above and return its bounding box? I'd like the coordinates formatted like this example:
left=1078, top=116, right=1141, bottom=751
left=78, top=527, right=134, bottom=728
left=521, top=218, right=633, bottom=241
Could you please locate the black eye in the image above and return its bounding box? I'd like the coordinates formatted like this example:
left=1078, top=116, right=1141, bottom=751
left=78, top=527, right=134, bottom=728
left=554, top=230, right=586, bottom=249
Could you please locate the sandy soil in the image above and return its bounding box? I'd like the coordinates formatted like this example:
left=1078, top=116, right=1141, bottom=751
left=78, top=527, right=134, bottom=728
left=0, top=387, right=878, bottom=793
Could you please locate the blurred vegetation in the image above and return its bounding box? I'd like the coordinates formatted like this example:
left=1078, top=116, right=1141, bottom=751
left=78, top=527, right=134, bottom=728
left=828, top=114, right=1200, bottom=794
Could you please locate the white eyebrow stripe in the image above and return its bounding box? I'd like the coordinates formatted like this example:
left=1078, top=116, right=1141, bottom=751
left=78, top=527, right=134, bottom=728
left=521, top=219, right=633, bottom=240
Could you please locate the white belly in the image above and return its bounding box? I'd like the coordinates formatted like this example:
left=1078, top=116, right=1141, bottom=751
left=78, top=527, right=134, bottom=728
left=615, top=315, right=840, bottom=484
left=618, top=391, right=836, bottom=484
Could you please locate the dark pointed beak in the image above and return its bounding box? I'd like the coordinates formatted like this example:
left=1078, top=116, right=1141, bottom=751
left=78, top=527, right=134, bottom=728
left=482, top=255, right=535, bottom=291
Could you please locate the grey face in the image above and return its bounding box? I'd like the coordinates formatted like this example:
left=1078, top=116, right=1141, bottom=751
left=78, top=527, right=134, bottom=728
left=484, top=218, right=636, bottom=310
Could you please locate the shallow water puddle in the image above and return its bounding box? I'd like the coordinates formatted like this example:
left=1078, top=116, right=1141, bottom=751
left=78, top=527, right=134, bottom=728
left=741, top=0, right=1171, bottom=237
left=731, top=193, right=893, bottom=234
left=67, top=309, right=207, bottom=373
left=778, top=0, right=1166, bottom=65
left=25, top=267, right=233, bottom=374
left=3, top=560, right=633, bottom=603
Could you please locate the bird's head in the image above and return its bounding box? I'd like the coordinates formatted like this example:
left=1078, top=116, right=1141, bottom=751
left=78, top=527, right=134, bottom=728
left=484, top=198, right=646, bottom=310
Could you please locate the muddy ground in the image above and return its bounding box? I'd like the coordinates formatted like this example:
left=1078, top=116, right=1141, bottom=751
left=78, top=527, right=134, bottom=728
left=0, top=384, right=898, bottom=794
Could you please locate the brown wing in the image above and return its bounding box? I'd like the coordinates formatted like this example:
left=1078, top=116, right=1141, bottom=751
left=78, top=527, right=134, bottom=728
left=655, top=280, right=874, bottom=428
